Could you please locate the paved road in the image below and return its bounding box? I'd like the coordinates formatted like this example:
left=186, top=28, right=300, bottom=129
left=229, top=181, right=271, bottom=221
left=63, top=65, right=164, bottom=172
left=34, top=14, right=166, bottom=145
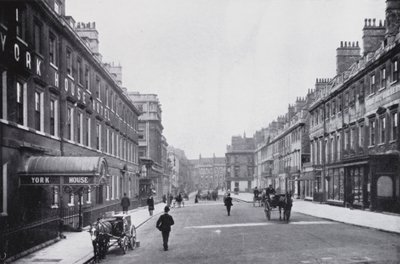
left=101, top=199, right=400, bottom=264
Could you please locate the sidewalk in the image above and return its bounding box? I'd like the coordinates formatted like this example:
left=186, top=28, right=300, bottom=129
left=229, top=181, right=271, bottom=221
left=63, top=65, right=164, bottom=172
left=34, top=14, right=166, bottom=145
left=12, top=202, right=167, bottom=264
left=230, top=192, right=400, bottom=234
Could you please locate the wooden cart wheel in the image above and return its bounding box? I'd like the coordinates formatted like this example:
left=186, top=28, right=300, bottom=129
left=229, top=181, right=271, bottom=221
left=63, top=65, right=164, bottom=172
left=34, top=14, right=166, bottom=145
left=128, top=225, right=137, bottom=250
left=121, top=236, right=129, bottom=254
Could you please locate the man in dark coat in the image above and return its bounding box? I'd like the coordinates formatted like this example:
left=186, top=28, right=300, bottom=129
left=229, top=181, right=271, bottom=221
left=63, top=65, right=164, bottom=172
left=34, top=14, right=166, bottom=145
left=265, top=184, right=276, bottom=200
left=224, top=193, right=233, bottom=216
left=120, top=193, right=130, bottom=214
left=156, top=206, right=174, bottom=251
left=147, top=195, right=155, bottom=216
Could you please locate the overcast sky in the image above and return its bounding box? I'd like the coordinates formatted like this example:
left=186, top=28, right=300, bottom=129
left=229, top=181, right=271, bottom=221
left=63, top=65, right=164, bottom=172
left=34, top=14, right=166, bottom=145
left=67, top=0, right=385, bottom=159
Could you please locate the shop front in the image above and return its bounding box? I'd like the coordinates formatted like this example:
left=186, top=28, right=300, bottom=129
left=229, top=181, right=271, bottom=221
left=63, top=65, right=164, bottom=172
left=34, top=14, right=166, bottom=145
left=19, top=156, right=109, bottom=230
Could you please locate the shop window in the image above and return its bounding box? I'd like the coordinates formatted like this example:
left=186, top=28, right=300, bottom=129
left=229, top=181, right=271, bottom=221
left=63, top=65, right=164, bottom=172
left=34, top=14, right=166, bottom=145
left=352, top=169, right=363, bottom=204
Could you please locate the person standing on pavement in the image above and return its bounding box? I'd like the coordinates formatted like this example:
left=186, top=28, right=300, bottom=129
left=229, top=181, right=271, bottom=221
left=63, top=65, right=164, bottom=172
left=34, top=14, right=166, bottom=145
left=156, top=206, right=174, bottom=251
left=224, top=193, right=233, bottom=216
left=121, top=193, right=130, bottom=214
left=147, top=195, right=155, bottom=216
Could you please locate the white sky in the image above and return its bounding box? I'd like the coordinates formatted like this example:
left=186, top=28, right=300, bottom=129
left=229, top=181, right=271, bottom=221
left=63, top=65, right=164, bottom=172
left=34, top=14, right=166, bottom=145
left=67, top=0, right=385, bottom=159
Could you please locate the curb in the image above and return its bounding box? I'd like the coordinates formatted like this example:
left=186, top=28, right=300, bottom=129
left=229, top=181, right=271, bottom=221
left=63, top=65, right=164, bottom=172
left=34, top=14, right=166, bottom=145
left=292, top=210, right=400, bottom=235
left=234, top=196, right=400, bottom=235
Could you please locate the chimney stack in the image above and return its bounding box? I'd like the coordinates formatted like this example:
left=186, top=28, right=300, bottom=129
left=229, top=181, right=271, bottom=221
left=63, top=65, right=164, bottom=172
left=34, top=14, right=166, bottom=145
left=104, top=62, right=123, bottom=86
left=362, top=18, right=385, bottom=55
left=76, top=22, right=102, bottom=61
left=386, top=0, right=400, bottom=38
left=336, top=41, right=361, bottom=75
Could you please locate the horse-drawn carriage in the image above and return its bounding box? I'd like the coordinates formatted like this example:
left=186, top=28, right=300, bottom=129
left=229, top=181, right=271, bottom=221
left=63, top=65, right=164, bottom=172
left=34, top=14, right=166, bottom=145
left=264, top=194, right=292, bottom=222
left=89, top=214, right=137, bottom=262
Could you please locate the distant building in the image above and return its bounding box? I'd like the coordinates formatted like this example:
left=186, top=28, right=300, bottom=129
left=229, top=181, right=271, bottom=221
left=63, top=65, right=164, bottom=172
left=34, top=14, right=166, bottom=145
left=225, top=134, right=255, bottom=192
left=190, top=154, right=226, bottom=190
left=168, top=146, right=193, bottom=194
left=128, top=93, right=164, bottom=200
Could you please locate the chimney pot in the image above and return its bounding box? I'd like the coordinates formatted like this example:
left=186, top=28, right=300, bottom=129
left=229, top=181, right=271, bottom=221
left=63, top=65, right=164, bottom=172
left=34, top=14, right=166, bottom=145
left=373, top=18, right=376, bottom=26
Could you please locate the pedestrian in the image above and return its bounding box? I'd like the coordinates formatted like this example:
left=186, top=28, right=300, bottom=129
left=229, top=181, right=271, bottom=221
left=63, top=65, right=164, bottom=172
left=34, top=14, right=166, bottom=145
left=169, top=193, right=173, bottom=206
left=177, top=193, right=182, bottom=208
left=194, top=194, right=199, bottom=203
left=156, top=206, right=174, bottom=251
left=224, top=193, right=233, bottom=216
left=162, top=194, right=167, bottom=203
left=120, top=193, right=130, bottom=214
left=147, top=195, right=155, bottom=216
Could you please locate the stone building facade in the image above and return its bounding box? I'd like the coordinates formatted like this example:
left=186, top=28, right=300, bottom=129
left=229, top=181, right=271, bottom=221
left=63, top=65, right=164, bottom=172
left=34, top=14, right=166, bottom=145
left=225, top=135, right=255, bottom=192
left=0, top=0, right=141, bottom=258
left=128, top=93, right=165, bottom=201
left=308, top=0, right=400, bottom=213
left=190, top=154, right=225, bottom=191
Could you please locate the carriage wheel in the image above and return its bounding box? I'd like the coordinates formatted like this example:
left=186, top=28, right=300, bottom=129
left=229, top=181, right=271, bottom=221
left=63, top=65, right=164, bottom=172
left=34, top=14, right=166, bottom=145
left=128, top=225, right=137, bottom=250
left=121, top=236, right=129, bottom=254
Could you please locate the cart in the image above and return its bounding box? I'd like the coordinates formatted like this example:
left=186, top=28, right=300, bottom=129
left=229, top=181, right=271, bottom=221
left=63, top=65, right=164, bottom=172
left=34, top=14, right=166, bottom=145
left=102, top=214, right=137, bottom=254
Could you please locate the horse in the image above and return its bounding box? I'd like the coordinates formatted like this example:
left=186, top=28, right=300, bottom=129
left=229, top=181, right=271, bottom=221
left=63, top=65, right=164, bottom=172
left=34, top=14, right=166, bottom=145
left=264, top=193, right=293, bottom=222
left=89, top=218, right=113, bottom=262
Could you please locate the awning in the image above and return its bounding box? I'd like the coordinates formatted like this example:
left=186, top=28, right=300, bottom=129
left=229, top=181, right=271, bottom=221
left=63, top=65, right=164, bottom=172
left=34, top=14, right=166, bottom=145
left=19, top=156, right=109, bottom=186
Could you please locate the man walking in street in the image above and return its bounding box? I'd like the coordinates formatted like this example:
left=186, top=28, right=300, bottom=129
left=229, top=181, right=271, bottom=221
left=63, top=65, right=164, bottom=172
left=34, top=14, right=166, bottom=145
left=147, top=194, right=155, bottom=216
left=224, top=193, right=233, bottom=216
left=156, top=206, right=174, bottom=251
left=121, top=193, right=130, bottom=214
